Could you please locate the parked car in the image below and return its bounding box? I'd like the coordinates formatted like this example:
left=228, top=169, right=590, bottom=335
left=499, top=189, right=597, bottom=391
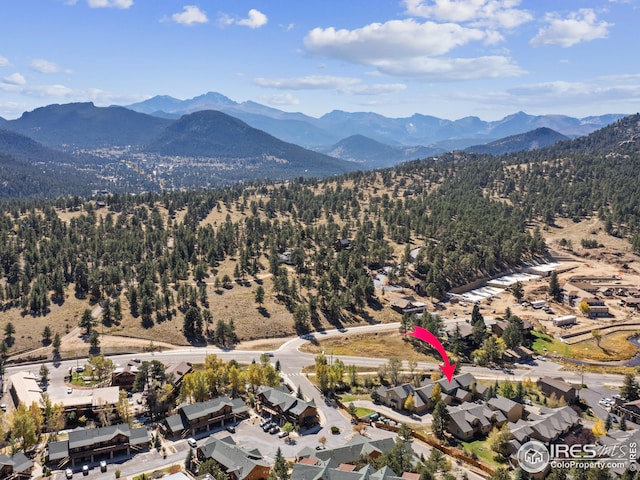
left=82, top=465, right=89, bottom=476
left=0, top=404, right=6, bottom=412
left=278, top=430, right=289, bottom=438
left=187, top=438, right=197, bottom=448
left=100, top=461, right=107, bottom=472
left=269, top=426, right=280, bottom=434
left=67, top=387, right=73, bottom=394
left=65, top=469, right=73, bottom=479
left=226, top=425, right=236, bottom=433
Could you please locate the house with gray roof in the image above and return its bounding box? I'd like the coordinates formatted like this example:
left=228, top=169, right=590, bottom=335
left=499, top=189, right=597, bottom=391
left=537, top=377, right=577, bottom=404
left=165, top=361, right=193, bottom=387
left=447, top=402, right=507, bottom=441
left=256, top=386, right=318, bottom=427
left=487, top=395, right=524, bottom=423
left=290, top=463, right=404, bottom=480
left=197, top=435, right=270, bottom=480
left=0, top=452, right=33, bottom=479
left=375, top=373, right=484, bottom=416
left=47, top=423, right=149, bottom=467
left=292, top=437, right=413, bottom=479
left=509, top=406, right=580, bottom=444
left=163, top=396, right=248, bottom=437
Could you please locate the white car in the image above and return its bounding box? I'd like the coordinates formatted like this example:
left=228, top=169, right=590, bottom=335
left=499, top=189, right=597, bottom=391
left=67, top=387, right=73, bottom=394
left=187, top=438, right=197, bottom=448
left=65, top=469, right=73, bottom=479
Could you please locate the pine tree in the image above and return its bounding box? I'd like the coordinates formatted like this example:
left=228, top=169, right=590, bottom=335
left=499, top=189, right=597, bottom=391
left=548, top=271, right=562, bottom=301
left=621, top=374, right=640, bottom=401
left=272, top=447, right=289, bottom=479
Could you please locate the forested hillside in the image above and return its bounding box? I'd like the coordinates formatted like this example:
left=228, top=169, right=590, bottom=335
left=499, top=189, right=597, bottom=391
left=437, top=114, right=640, bottom=249
left=0, top=113, right=639, bottom=354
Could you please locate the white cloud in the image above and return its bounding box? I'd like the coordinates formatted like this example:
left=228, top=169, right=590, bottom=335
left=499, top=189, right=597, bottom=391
left=303, top=19, right=524, bottom=81
left=304, top=19, right=486, bottom=63
left=220, top=9, right=268, bottom=29
left=237, top=9, right=268, bottom=29
left=0, top=56, right=9, bottom=67
left=376, top=55, right=524, bottom=80
left=403, top=0, right=533, bottom=29
left=259, top=93, right=300, bottom=106
left=30, top=59, right=71, bottom=74
left=87, top=0, right=133, bottom=9
left=3, top=73, right=26, bottom=85
left=169, top=5, right=208, bottom=26
left=253, top=75, right=407, bottom=95
left=254, top=75, right=361, bottom=90
left=530, top=9, right=612, bottom=48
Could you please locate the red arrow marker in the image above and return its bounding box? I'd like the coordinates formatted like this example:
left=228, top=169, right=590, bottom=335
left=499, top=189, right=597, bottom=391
left=406, top=325, right=457, bottom=382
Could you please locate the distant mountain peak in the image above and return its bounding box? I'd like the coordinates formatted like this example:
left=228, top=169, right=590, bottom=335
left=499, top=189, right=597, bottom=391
left=189, top=91, right=237, bottom=105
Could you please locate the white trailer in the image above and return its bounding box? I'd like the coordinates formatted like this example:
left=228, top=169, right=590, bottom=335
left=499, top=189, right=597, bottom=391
left=531, top=300, right=546, bottom=309
left=553, top=315, right=577, bottom=327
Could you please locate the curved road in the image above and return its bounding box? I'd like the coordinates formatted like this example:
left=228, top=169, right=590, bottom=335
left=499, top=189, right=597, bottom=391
left=7, top=322, right=625, bottom=480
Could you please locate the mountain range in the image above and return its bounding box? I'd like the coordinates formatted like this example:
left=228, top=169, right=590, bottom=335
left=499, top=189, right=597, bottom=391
left=0, top=94, right=635, bottom=199
left=464, top=127, right=570, bottom=155
left=124, top=91, right=624, bottom=150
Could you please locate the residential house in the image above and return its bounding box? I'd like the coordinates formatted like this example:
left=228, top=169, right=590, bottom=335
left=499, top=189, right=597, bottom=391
left=502, top=346, right=534, bottom=364
left=612, top=399, right=640, bottom=424
left=487, top=395, right=524, bottom=423
left=198, top=435, right=270, bottom=480
left=0, top=453, right=33, bottom=479
left=333, top=239, right=352, bottom=251
left=375, top=373, right=484, bottom=416
left=537, top=377, right=577, bottom=404
left=599, top=429, right=640, bottom=476
left=491, top=319, right=533, bottom=337
left=165, top=362, right=193, bottom=387
left=390, top=297, right=427, bottom=315
left=47, top=423, right=149, bottom=467
left=293, top=437, right=408, bottom=479
left=375, top=383, right=429, bottom=414
left=256, top=386, right=318, bottom=427
left=111, top=363, right=138, bottom=390
left=509, top=406, right=581, bottom=445
left=163, top=396, right=248, bottom=437
left=447, top=402, right=507, bottom=441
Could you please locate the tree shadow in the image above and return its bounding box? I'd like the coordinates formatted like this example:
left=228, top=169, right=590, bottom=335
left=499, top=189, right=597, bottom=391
left=257, top=306, right=270, bottom=318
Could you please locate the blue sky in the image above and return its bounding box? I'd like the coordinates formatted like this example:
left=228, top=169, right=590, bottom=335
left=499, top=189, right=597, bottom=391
left=1, top=0, right=639, bottom=120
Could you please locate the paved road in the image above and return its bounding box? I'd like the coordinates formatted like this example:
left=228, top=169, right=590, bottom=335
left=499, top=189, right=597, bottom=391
left=5, top=322, right=630, bottom=480
left=5, top=323, right=626, bottom=408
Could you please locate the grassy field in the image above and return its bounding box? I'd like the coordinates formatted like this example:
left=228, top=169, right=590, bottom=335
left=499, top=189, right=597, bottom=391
left=299, top=331, right=440, bottom=363
left=461, top=439, right=504, bottom=468
left=531, top=330, right=639, bottom=362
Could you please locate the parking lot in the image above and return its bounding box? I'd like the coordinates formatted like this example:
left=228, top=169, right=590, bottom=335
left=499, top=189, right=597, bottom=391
left=185, top=413, right=398, bottom=465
